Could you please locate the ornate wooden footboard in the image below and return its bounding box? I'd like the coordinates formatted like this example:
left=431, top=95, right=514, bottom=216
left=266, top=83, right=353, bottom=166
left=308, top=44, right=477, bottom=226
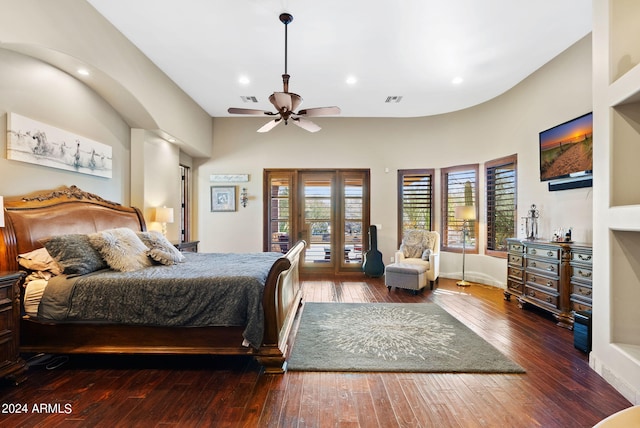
left=0, top=186, right=304, bottom=374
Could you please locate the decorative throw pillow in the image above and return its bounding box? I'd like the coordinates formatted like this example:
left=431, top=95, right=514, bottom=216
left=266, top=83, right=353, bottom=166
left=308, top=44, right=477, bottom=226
left=89, top=228, right=152, bottom=272
left=136, top=231, right=185, bottom=265
left=42, top=234, right=108, bottom=275
left=18, top=247, right=62, bottom=276
left=400, top=229, right=425, bottom=258
left=421, top=248, right=432, bottom=261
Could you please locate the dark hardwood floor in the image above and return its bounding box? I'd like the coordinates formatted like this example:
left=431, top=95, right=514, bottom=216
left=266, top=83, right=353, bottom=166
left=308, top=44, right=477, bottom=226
left=0, top=277, right=632, bottom=427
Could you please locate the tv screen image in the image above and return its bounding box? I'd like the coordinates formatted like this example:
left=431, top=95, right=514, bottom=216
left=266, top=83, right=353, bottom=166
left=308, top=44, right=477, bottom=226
left=539, top=112, right=593, bottom=182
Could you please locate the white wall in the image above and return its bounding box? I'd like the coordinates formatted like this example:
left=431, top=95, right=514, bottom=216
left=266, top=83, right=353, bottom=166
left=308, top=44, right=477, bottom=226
left=198, top=35, right=593, bottom=287
left=0, top=49, right=130, bottom=202
left=0, top=50, right=185, bottom=237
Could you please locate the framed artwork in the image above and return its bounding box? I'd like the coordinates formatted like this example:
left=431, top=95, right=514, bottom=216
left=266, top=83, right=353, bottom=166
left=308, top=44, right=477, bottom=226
left=6, top=112, right=113, bottom=178
left=211, top=186, right=236, bottom=212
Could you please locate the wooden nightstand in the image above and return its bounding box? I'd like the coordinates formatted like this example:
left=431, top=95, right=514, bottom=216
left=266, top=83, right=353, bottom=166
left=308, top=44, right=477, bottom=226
left=174, top=241, right=199, bottom=253
left=0, top=271, right=27, bottom=385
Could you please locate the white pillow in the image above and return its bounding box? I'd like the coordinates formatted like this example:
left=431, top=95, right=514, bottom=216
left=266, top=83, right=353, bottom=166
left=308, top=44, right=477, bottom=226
left=136, top=231, right=186, bottom=265
left=89, top=228, right=152, bottom=272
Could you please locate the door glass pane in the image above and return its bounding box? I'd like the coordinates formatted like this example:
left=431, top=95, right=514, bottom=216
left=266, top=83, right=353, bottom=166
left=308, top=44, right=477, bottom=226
left=268, top=176, right=291, bottom=254
left=302, top=176, right=333, bottom=265
left=344, top=178, right=363, bottom=266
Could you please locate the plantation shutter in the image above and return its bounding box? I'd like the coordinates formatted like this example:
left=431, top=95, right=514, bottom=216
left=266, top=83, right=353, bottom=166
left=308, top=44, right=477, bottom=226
left=486, top=155, right=517, bottom=254
left=442, top=165, right=478, bottom=252
left=397, top=169, right=434, bottom=244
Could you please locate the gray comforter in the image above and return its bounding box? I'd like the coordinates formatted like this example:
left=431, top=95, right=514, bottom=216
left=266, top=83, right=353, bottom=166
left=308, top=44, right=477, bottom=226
left=37, top=251, right=283, bottom=349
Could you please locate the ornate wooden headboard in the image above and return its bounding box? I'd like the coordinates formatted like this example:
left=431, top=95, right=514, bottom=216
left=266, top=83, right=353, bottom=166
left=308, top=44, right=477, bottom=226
left=0, top=185, right=146, bottom=271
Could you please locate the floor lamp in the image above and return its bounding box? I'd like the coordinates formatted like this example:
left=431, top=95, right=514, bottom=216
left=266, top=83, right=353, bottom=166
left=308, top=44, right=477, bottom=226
left=455, top=205, right=475, bottom=287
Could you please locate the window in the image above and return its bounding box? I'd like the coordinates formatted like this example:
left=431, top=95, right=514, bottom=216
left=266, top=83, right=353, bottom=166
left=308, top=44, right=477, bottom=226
left=486, top=154, right=517, bottom=257
left=441, top=165, right=478, bottom=253
left=397, top=169, right=434, bottom=244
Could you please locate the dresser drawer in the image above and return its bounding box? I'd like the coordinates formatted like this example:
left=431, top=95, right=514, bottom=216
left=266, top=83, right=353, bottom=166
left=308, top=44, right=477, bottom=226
left=508, top=266, right=524, bottom=281
left=526, top=258, right=559, bottom=275
left=508, top=253, right=523, bottom=266
left=508, top=241, right=524, bottom=253
left=524, top=285, right=558, bottom=309
left=507, top=279, right=524, bottom=294
left=526, top=246, right=560, bottom=261
left=571, top=265, right=593, bottom=283
left=571, top=250, right=593, bottom=266
left=0, top=284, right=10, bottom=306
left=526, top=272, right=559, bottom=291
left=572, top=283, right=593, bottom=301
left=0, top=305, right=11, bottom=335
left=571, top=300, right=592, bottom=313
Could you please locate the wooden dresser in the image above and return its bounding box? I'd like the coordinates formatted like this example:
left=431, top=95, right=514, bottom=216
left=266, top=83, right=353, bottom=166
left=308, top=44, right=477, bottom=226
left=505, top=239, right=592, bottom=329
left=0, top=271, right=27, bottom=384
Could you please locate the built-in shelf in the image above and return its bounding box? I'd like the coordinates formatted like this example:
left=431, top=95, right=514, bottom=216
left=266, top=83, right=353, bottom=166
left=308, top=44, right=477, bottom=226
left=610, top=0, right=640, bottom=83
left=608, top=62, right=640, bottom=106
left=610, top=102, right=640, bottom=207
left=594, top=0, right=640, bottom=404
left=610, top=230, right=640, bottom=345
left=614, top=343, right=640, bottom=366
left=608, top=206, right=640, bottom=231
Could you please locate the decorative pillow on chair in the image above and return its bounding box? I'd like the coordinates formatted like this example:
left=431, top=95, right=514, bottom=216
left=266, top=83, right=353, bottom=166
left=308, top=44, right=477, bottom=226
left=400, top=229, right=426, bottom=258
left=421, top=248, right=432, bottom=261
left=89, top=228, right=152, bottom=272
left=42, top=234, right=108, bottom=275
left=136, top=231, right=185, bottom=265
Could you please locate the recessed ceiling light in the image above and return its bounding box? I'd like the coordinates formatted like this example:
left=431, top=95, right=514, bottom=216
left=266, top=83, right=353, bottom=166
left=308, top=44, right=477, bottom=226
left=452, top=76, right=464, bottom=85
left=346, top=75, right=358, bottom=85
left=238, top=75, right=250, bottom=85
left=77, top=68, right=90, bottom=76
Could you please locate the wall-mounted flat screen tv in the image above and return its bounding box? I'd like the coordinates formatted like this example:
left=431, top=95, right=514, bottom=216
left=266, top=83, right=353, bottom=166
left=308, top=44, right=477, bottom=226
left=539, top=112, right=593, bottom=182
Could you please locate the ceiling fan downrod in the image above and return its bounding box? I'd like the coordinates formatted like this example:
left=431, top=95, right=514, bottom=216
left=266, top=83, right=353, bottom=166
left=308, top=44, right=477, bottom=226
left=280, top=13, right=293, bottom=93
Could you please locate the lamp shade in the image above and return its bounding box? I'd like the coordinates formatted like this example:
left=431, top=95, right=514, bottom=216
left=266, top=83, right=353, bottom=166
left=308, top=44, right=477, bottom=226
left=455, top=205, right=476, bottom=221
left=0, top=196, right=4, bottom=228
left=154, top=207, right=174, bottom=224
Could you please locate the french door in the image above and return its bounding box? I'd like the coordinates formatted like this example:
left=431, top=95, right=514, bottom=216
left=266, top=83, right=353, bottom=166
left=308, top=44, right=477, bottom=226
left=264, top=169, right=370, bottom=274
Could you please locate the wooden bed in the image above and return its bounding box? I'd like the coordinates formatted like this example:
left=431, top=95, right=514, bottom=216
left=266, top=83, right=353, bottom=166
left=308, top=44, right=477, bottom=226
left=0, top=185, right=304, bottom=374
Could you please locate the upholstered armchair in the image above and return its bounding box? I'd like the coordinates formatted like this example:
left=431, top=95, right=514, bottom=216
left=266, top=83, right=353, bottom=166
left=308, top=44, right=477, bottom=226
left=394, top=230, right=440, bottom=287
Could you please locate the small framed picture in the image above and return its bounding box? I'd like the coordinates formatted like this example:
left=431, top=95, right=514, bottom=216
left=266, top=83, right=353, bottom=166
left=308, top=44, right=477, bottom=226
left=211, top=186, right=236, bottom=212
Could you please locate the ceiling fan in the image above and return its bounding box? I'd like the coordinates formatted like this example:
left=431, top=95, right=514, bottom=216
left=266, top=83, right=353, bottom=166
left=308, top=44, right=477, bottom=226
left=227, top=13, right=341, bottom=133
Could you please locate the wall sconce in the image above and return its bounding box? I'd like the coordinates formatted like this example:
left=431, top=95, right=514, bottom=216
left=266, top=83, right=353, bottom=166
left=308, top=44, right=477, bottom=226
left=153, top=206, right=174, bottom=237
left=455, top=205, right=476, bottom=287
left=240, top=187, right=248, bottom=208
left=0, top=196, right=4, bottom=228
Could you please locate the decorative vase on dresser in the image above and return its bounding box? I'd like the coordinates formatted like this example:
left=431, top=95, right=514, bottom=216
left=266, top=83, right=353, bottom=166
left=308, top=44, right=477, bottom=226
left=505, top=238, right=592, bottom=329
left=0, top=271, right=27, bottom=384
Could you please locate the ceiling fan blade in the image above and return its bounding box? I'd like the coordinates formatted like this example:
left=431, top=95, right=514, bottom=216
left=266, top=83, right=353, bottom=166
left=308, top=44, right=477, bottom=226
left=292, top=117, right=321, bottom=133
left=257, top=118, right=282, bottom=133
left=297, top=106, right=341, bottom=117
left=228, top=108, right=273, bottom=116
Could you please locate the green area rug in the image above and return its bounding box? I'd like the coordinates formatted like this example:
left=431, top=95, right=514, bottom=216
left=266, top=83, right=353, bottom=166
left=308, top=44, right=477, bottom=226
left=287, top=302, right=525, bottom=373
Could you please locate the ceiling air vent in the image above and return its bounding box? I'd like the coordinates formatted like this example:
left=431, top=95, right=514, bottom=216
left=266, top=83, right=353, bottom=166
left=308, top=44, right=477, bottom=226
left=240, top=96, right=258, bottom=103
left=385, top=96, right=403, bottom=103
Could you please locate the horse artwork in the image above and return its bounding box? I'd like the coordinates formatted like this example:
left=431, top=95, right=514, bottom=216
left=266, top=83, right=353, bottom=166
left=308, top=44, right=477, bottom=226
left=6, top=112, right=112, bottom=178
